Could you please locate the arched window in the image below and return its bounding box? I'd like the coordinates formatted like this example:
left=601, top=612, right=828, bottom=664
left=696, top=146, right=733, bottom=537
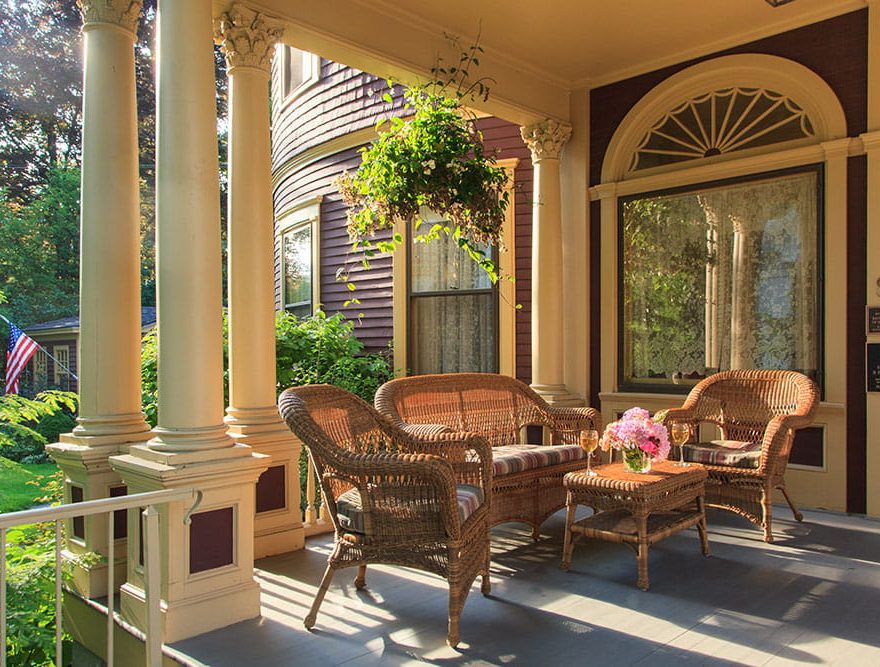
left=598, top=54, right=847, bottom=393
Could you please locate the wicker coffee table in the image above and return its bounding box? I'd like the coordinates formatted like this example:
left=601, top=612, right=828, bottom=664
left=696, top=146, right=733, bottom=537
left=561, top=460, right=709, bottom=590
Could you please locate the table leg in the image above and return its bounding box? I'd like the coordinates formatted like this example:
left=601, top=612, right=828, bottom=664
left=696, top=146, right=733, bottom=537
left=696, top=495, right=710, bottom=557
left=561, top=493, right=577, bottom=571
left=636, top=513, right=649, bottom=591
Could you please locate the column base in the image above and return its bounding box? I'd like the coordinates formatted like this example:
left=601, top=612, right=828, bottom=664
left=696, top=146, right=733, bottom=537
left=110, top=444, right=269, bottom=643
left=530, top=383, right=585, bottom=407
left=47, top=437, right=150, bottom=598
left=119, top=578, right=262, bottom=644
left=62, top=548, right=128, bottom=599
left=69, top=412, right=152, bottom=446
left=226, top=407, right=305, bottom=558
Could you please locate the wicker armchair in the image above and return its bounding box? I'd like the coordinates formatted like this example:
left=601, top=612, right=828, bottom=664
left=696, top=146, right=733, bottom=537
left=374, top=373, right=601, bottom=537
left=664, top=370, right=819, bottom=542
left=277, top=384, right=492, bottom=647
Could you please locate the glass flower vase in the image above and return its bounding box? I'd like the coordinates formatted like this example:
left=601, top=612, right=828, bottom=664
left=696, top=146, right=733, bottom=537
left=623, top=449, right=652, bottom=474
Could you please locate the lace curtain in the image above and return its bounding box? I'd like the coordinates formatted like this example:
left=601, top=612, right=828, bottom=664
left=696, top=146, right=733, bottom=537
left=410, top=217, right=496, bottom=375
left=622, top=169, right=818, bottom=387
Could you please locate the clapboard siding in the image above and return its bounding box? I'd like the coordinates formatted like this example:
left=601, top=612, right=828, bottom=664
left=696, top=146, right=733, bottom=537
left=272, top=61, right=534, bottom=375
left=272, top=58, right=406, bottom=168
left=274, top=146, right=393, bottom=353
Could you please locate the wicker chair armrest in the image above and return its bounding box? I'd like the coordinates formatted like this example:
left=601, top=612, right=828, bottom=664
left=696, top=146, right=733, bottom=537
left=545, top=406, right=601, bottom=444
left=325, top=450, right=465, bottom=538
left=759, top=413, right=813, bottom=475
left=395, top=432, right=493, bottom=498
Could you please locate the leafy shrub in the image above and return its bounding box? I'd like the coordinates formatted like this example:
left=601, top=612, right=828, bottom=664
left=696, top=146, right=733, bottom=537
left=275, top=310, right=392, bottom=401
left=0, top=391, right=78, bottom=463
left=3, top=470, right=72, bottom=666
left=141, top=310, right=392, bottom=428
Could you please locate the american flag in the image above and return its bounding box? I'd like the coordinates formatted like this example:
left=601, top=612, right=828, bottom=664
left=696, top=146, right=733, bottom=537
left=5, top=320, right=39, bottom=395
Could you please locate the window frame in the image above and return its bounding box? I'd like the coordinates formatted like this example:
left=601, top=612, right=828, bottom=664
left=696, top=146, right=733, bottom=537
left=406, top=222, right=501, bottom=376
left=616, top=163, right=825, bottom=395
left=279, top=45, right=320, bottom=106
left=276, top=196, right=322, bottom=317
left=53, top=344, right=70, bottom=387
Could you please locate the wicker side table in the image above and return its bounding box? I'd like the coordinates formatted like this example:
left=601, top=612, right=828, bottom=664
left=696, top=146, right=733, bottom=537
left=562, top=460, right=710, bottom=590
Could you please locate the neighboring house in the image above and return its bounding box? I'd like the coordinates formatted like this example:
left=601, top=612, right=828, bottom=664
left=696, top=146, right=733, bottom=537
left=22, top=307, right=157, bottom=395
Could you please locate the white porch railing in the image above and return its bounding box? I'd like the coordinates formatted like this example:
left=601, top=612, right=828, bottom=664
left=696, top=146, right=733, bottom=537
left=301, top=452, right=332, bottom=537
left=0, top=487, right=199, bottom=667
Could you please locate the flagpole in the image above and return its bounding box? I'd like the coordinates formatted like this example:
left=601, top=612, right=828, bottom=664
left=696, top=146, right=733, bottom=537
left=0, top=312, right=80, bottom=381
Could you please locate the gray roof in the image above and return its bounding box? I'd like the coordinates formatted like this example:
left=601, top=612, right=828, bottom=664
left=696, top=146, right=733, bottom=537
left=27, top=307, right=157, bottom=332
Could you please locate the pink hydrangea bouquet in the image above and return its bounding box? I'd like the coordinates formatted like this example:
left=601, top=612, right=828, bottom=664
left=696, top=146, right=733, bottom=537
left=601, top=407, right=671, bottom=473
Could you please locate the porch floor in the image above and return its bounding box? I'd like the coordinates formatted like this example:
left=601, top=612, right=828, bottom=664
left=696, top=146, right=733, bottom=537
left=170, top=507, right=880, bottom=665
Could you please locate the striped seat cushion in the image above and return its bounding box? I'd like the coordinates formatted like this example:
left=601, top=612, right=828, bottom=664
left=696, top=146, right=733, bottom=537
left=681, top=440, right=762, bottom=469
left=491, top=444, right=586, bottom=477
left=335, top=484, right=484, bottom=533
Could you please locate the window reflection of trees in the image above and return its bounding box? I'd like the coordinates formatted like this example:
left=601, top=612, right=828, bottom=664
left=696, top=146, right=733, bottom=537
left=283, top=226, right=312, bottom=318
left=621, top=169, right=819, bottom=390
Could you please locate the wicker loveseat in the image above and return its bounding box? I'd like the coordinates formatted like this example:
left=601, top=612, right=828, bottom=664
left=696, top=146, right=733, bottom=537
left=663, top=369, right=819, bottom=542
left=375, top=373, right=601, bottom=538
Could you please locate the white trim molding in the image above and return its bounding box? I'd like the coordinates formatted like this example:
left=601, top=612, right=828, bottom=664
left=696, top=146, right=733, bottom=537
left=276, top=195, right=322, bottom=314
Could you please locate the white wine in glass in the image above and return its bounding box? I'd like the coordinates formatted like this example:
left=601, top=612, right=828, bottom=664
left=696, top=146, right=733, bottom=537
left=671, top=422, right=690, bottom=467
left=579, top=429, right=599, bottom=477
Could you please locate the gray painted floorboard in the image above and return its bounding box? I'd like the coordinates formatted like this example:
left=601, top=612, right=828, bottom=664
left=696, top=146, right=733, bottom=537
left=171, top=507, right=880, bottom=666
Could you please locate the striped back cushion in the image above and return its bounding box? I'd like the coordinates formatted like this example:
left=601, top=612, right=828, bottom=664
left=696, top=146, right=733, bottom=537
left=492, top=444, right=586, bottom=477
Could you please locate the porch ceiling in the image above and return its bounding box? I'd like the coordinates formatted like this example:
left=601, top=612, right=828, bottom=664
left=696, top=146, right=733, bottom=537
left=226, top=0, right=863, bottom=124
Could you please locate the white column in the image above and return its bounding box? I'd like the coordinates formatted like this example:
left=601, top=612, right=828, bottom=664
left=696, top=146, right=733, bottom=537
left=521, top=119, right=579, bottom=405
left=110, top=0, right=267, bottom=643
left=217, top=4, right=304, bottom=557
left=46, top=0, right=150, bottom=599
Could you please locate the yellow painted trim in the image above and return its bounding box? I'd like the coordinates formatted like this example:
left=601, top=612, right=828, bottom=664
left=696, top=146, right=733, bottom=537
left=53, top=344, right=71, bottom=385
left=865, top=0, right=880, bottom=516
left=497, top=158, right=519, bottom=378
left=392, top=219, right=408, bottom=377
left=591, top=140, right=860, bottom=201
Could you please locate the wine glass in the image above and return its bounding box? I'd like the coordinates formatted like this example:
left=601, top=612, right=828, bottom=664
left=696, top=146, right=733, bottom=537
left=579, top=429, right=600, bottom=477
left=671, top=422, right=691, bottom=467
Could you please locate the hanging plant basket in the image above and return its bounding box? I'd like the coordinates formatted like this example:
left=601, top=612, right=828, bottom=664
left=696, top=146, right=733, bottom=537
left=335, top=39, right=511, bottom=285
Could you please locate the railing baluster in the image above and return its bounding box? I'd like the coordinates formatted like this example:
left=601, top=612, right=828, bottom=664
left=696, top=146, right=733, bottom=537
left=54, top=520, right=62, bottom=666
left=2, top=526, right=7, bottom=667
left=106, top=512, right=114, bottom=667
left=143, top=506, right=161, bottom=667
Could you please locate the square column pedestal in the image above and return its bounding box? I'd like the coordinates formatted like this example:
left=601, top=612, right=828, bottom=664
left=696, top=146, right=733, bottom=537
left=225, top=415, right=305, bottom=558
left=110, top=444, right=269, bottom=643
left=47, top=440, right=147, bottom=599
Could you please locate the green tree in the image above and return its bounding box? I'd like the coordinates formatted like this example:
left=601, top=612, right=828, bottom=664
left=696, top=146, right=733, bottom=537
left=0, top=167, right=80, bottom=326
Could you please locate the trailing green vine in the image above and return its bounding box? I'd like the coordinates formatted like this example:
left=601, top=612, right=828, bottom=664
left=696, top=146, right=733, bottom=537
left=335, top=35, right=512, bottom=298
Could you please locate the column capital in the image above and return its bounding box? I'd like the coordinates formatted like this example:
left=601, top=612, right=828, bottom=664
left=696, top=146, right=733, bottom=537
left=520, top=119, right=572, bottom=161
left=215, top=3, right=284, bottom=74
left=78, top=0, right=142, bottom=34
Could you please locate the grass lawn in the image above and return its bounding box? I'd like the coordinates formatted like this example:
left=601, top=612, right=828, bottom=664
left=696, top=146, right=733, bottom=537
left=0, top=457, right=58, bottom=513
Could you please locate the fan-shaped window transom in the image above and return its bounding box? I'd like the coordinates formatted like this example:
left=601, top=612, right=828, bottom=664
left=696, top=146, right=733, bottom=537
left=629, top=88, right=815, bottom=173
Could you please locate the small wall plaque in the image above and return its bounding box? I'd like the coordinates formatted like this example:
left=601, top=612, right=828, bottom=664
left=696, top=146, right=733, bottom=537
left=868, top=343, right=880, bottom=393
left=869, top=306, right=880, bottom=335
